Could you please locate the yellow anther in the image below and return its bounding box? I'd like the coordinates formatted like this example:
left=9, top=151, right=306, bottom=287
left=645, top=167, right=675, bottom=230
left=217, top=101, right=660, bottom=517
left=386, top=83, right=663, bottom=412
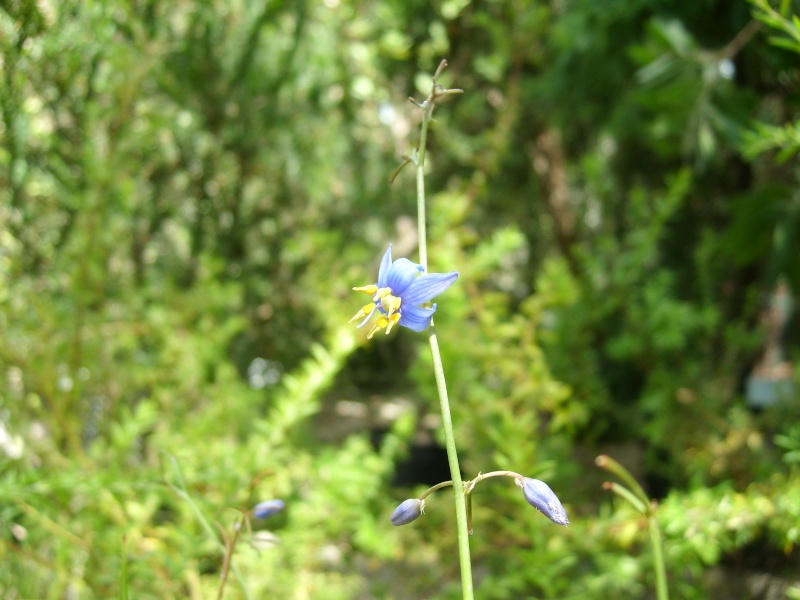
left=353, top=284, right=378, bottom=295
left=349, top=302, right=376, bottom=324
left=367, top=316, right=390, bottom=339
left=373, top=287, right=392, bottom=300
left=384, top=312, right=401, bottom=334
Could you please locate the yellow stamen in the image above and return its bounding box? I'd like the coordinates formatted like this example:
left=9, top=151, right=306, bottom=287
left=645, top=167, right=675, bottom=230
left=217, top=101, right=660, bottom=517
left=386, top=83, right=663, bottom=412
left=367, top=316, right=390, bottom=339
left=349, top=302, right=376, bottom=324
left=384, top=312, right=401, bottom=334
left=353, top=284, right=378, bottom=295
left=351, top=286, right=403, bottom=338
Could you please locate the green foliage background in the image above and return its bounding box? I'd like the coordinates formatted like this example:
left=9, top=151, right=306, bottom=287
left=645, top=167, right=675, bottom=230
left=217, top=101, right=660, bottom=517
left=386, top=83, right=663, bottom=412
left=1, top=0, right=799, bottom=598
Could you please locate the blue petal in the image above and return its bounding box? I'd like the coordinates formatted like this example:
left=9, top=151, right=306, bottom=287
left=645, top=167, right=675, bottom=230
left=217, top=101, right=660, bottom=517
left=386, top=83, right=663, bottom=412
left=376, top=246, right=393, bottom=288
left=253, top=499, right=285, bottom=520
left=400, top=271, right=459, bottom=305
left=386, top=258, right=424, bottom=294
left=399, top=303, right=436, bottom=332
left=520, top=478, right=569, bottom=525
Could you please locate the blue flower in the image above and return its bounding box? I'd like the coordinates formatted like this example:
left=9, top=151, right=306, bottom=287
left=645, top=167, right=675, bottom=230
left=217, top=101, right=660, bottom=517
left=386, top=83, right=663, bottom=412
left=390, top=498, right=425, bottom=526
left=350, top=245, right=458, bottom=339
left=517, top=478, right=569, bottom=525
left=252, top=499, right=285, bottom=520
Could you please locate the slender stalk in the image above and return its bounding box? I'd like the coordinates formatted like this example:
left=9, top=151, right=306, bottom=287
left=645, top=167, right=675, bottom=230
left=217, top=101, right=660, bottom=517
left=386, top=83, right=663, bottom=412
left=601, top=481, right=648, bottom=515
left=216, top=515, right=245, bottom=600
left=596, top=454, right=650, bottom=506
left=649, top=515, right=669, bottom=600
left=419, top=480, right=454, bottom=500
left=428, top=330, right=473, bottom=598
left=167, top=456, right=252, bottom=600
left=416, top=105, right=430, bottom=270
left=217, top=470, right=274, bottom=600
left=597, top=456, right=669, bottom=600
left=414, top=60, right=473, bottom=600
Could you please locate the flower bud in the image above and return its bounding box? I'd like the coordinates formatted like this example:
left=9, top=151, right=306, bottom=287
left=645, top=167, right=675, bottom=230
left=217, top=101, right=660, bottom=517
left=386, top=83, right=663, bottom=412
left=518, top=478, right=569, bottom=525
left=390, top=498, right=424, bottom=526
left=252, top=499, right=285, bottom=520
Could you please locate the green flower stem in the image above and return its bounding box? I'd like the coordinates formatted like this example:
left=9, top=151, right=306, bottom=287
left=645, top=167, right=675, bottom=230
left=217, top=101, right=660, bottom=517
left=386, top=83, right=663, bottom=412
left=418, top=469, right=525, bottom=501
left=649, top=515, right=669, bottom=600
left=596, top=454, right=650, bottom=507
left=167, top=456, right=251, bottom=600
left=419, top=480, right=454, bottom=500
left=216, top=513, right=246, bottom=600
left=465, top=491, right=473, bottom=535
left=601, top=481, right=648, bottom=515
left=463, top=470, right=524, bottom=494
left=598, top=456, right=669, bottom=600
left=416, top=117, right=429, bottom=269
left=427, top=329, right=473, bottom=599
left=415, top=60, right=473, bottom=600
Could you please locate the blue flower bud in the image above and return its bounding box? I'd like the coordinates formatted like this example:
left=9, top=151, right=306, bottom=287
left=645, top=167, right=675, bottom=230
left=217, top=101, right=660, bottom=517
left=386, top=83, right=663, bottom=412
left=390, top=498, right=424, bottom=526
left=518, top=478, right=569, bottom=525
left=252, top=499, right=285, bottom=520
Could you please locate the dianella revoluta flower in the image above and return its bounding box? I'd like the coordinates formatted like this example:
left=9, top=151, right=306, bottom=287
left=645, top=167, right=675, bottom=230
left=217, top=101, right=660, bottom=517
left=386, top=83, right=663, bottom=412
left=390, top=498, right=425, bottom=526
left=350, top=245, right=459, bottom=339
left=252, top=499, right=285, bottom=520
left=517, top=478, right=569, bottom=525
